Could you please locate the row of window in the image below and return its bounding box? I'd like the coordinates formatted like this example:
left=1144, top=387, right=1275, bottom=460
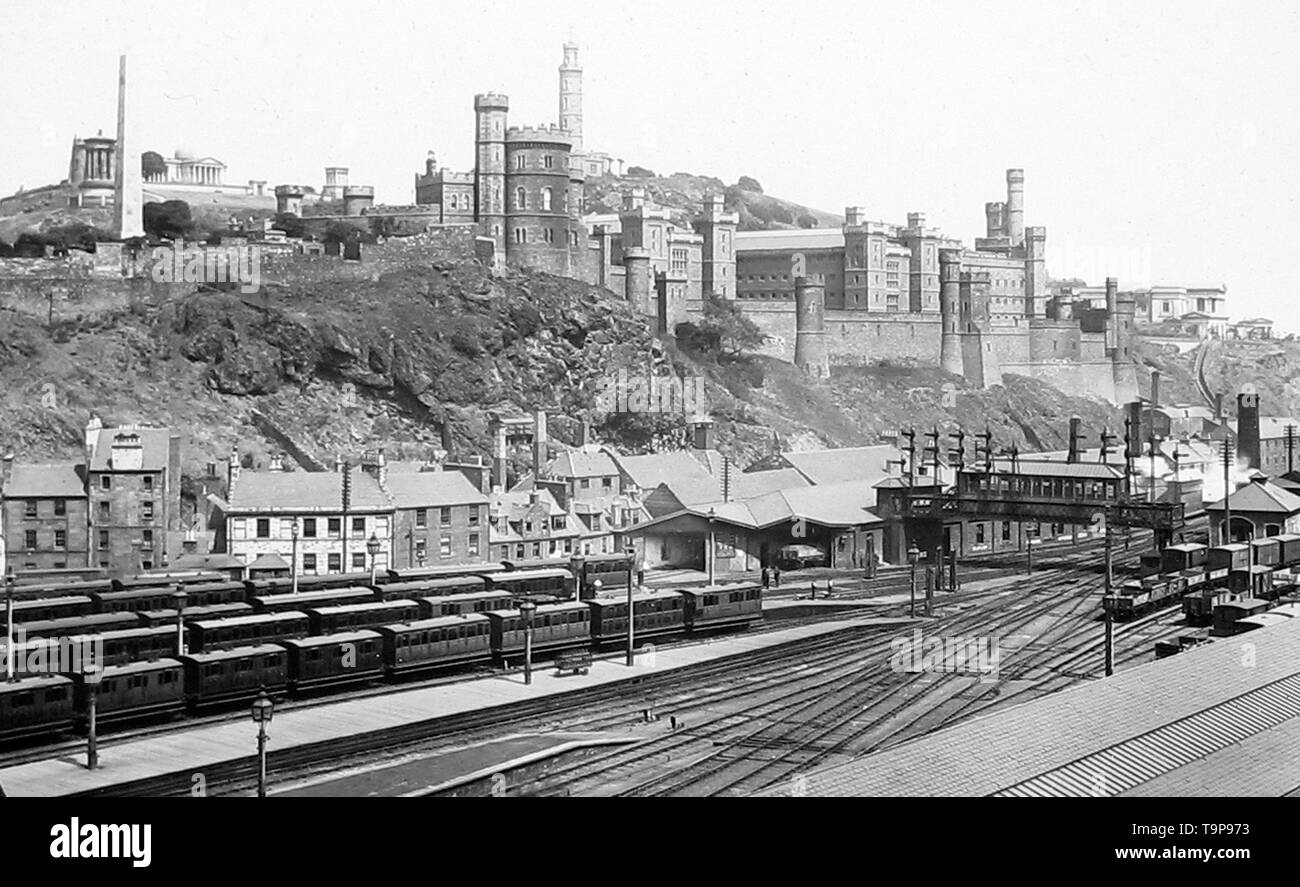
left=19, top=528, right=153, bottom=551
left=233, top=515, right=390, bottom=541
left=93, top=474, right=157, bottom=491
left=414, top=506, right=481, bottom=529
left=513, top=186, right=564, bottom=212
left=18, top=498, right=156, bottom=520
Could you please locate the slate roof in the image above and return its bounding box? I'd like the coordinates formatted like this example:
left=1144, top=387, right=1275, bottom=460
left=88, top=427, right=174, bottom=472
left=1205, top=479, right=1300, bottom=515
left=227, top=470, right=390, bottom=511
left=384, top=470, right=488, bottom=509
left=2, top=463, right=84, bottom=497
left=615, top=452, right=721, bottom=506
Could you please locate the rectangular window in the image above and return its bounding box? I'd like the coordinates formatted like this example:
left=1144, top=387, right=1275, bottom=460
left=415, top=509, right=427, bottom=529
left=24, top=501, right=36, bottom=518
left=580, top=479, right=590, bottom=489
left=256, top=518, right=270, bottom=539
left=24, top=530, right=37, bottom=550
left=100, top=476, right=111, bottom=490
left=142, top=501, right=154, bottom=522
left=468, top=533, right=480, bottom=556
left=1001, top=521, right=1012, bottom=541
left=99, top=530, right=109, bottom=549
left=352, top=553, right=366, bottom=569
left=440, top=536, right=452, bottom=558
left=328, top=517, right=340, bottom=537
left=353, top=517, right=365, bottom=534
left=602, top=477, right=612, bottom=490
left=303, top=518, right=317, bottom=538
left=975, top=524, right=986, bottom=544
left=303, top=553, right=317, bottom=573
left=468, top=508, right=479, bottom=527
left=415, top=539, right=427, bottom=560
left=142, top=530, right=153, bottom=550
left=440, top=507, right=452, bottom=527
left=53, top=529, right=66, bottom=549
left=143, top=475, right=154, bottom=492
left=327, top=553, right=341, bottom=573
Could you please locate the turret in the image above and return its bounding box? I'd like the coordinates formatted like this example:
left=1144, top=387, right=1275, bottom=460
left=624, top=247, right=653, bottom=316
left=1024, top=226, right=1047, bottom=317
left=558, top=42, right=583, bottom=153
left=938, top=250, right=963, bottom=375
left=985, top=201, right=1005, bottom=238
left=474, top=92, right=510, bottom=255
left=696, top=193, right=739, bottom=299
left=1005, top=169, right=1025, bottom=248
left=794, top=275, right=830, bottom=379
left=342, top=185, right=375, bottom=217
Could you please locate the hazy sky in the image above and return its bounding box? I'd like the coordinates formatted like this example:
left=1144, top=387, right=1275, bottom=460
left=2, top=0, right=1297, bottom=329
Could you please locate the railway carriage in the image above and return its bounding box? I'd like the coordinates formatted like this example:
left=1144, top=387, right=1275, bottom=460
left=1229, top=565, right=1275, bottom=599
left=418, top=590, right=516, bottom=618
left=244, top=571, right=375, bottom=597
left=19, top=612, right=140, bottom=637
left=680, top=583, right=763, bottom=633
left=376, top=576, right=488, bottom=601
left=12, top=595, right=95, bottom=623
left=250, top=588, right=374, bottom=614
left=179, top=645, right=289, bottom=708
left=92, top=625, right=179, bottom=665
left=485, top=603, right=591, bottom=660
left=282, top=631, right=385, bottom=692
left=588, top=591, right=688, bottom=645
left=1207, top=544, right=1250, bottom=582
left=1161, top=543, right=1208, bottom=575
left=7, top=579, right=114, bottom=602
left=1250, top=538, right=1281, bottom=568
left=72, top=659, right=186, bottom=724
left=1276, top=534, right=1300, bottom=567
left=376, top=615, right=493, bottom=675
left=111, top=571, right=226, bottom=591
left=187, top=612, right=309, bottom=653
left=135, top=602, right=253, bottom=627
left=0, top=676, right=76, bottom=741
left=305, top=600, right=420, bottom=635
left=568, top=553, right=637, bottom=600
left=484, top=568, right=575, bottom=602
left=386, top=563, right=506, bottom=583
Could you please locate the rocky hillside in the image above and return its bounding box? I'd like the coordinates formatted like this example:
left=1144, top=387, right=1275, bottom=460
left=1138, top=337, right=1300, bottom=419
left=0, top=242, right=1129, bottom=486
left=584, top=171, right=841, bottom=231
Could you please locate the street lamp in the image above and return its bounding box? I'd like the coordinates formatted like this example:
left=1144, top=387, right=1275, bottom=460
left=1026, top=531, right=1038, bottom=575
left=250, top=688, right=274, bottom=798
left=366, top=533, right=381, bottom=586
left=707, top=507, right=717, bottom=586
left=907, top=543, right=920, bottom=618
left=519, top=600, right=537, bottom=685
left=83, top=662, right=104, bottom=770
left=4, top=566, right=15, bottom=683
left=171, top=584, right=188, bottom=656
left=625, top=545, right=636, bottom=667
left=290, top=518, right=300, bottom=595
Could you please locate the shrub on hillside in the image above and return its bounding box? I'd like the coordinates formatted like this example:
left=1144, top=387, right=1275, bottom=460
left=144, top=200, right=195, bottom=240
left=627, top=166, right=656, bottom=178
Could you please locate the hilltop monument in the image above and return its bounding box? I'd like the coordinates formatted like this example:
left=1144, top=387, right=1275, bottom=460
left=113, top=54, right=143, bottom=239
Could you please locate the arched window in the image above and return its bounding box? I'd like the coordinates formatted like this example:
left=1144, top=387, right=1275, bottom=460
left=515, top=187, right=527, bottom=210
left=541, top=188, right=552, bottom=211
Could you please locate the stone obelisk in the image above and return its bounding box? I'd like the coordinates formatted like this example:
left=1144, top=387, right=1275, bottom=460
left=113, top=54, right=143, bottom=239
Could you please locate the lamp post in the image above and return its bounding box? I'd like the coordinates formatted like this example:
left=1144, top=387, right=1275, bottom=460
left=290, top=518, right=300, bottom=595
left=367, top=533, right=381, bottom=586
left=907, top=543, right=920, bottom=618
left=1103, top=505, right=1114, bottom=677
left=250, top=689, right=274, bottom=798
left=84, top=662, right=103, bottom=770
left=171, top=585, right=187, bottom=656
left=625, top=545, right=636, bottom=667
left=1026, top=533, right=1036, bottom=575
left=519, top=600, right=537, bottom=685
left=707, top=507, right=717, bottom=586
left=4, top=566, right=15, bottom=683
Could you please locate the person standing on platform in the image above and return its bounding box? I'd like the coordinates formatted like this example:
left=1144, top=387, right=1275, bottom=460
left=761, top=566, right=770, bottom=589
left=773, top=564, right=782, bottom=588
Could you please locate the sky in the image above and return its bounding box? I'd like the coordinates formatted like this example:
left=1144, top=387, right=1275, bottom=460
left=1, top=0, right=1297, bottom=329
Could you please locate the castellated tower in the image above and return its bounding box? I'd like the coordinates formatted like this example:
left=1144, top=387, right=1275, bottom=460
left=938, top=250, right=964, bottom=375
left=794, top=275, right=830, bottom=379
left=559, top=42, right=583, bottom=154
left=623, top=247, right=653, bottom=316
left=696, top=193, right=739, bottom=299
left=1110, top=278, right=1139, bottom=404
left=274, top=184, right=304, bottom=217
left=1005, top=168, right=1025, bottom=248
left=959, top=271, right=1002, bottom=388
left=985, top=202, right=1006, bottom=238
left=1024, top=226, right=1047, bottom=317
left=474, top=93, right=510, bottom=255
left=503, top=124, right=576, bottom=275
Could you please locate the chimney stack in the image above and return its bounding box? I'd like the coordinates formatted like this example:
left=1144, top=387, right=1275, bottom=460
left=533, top=411, right=548, bottom=480
left=228, top=445, right=241, bottom=491
left=1067, top=417, right=1082, bottom=464
left=1236, top=392, right=1261, bottom=470
left=269, top=453, right=284, bottom=471
left=1150, top=369, right=1161, bottom=409
left=689, top=417, right=716, bottom=451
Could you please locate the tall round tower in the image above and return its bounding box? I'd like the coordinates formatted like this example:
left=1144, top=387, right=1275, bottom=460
left=559, top=42, right=583, bottom=154
left=938, top=249, right=964, bottom=375
left=474, top=93, right=510, bottom=254
left=504, top=124, right=574, bottom=275
left=1005, top=168, right=1025, bottom=248
left=794, top=275, right=830, bottom=379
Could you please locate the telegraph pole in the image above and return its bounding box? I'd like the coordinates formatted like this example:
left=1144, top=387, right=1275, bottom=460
left=1222, top=436, right=1234, bottom=545
left=1103, top=504, right=1114, bottom=677
left=902, top=428, right=917, bottom=487
left=1287, top=424, right=1297, bottom=475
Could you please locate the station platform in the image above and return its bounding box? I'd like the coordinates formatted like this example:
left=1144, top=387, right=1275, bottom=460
left=274, top=732, right=637, bottom=797
left=756, top=612, right=1300, bottom=797
left=0, top=615, right=915, bottom=797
